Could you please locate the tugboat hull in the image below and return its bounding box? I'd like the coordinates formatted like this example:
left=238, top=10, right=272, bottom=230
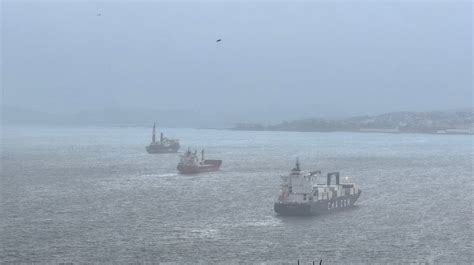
left=274, top=191, right=361, bottom=216
left=146, top=145, right=180, bottom=154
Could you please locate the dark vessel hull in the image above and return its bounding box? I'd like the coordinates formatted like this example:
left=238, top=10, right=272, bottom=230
left=177, top=159, right=222, bottom=174
left=146, top=144, right=180, bottom=154
left=274, top=191, right=361, bottom=216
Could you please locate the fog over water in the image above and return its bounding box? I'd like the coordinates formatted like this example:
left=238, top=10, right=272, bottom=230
left=1, top=1, right=473, bottom=264
left=2, top=1, right=472, bottom=124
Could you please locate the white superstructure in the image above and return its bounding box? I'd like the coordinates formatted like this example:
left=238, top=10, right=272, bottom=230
left=278, top=158, right=360, bottom=204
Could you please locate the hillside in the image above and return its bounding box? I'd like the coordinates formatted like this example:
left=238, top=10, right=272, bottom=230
left=233, top=110, right=474, bottom=135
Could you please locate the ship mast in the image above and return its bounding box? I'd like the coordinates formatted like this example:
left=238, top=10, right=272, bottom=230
left=152, top=122, right=156, bottom=143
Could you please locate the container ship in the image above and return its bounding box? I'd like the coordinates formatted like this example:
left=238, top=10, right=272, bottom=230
left=274, top=159, right=361, bottom=216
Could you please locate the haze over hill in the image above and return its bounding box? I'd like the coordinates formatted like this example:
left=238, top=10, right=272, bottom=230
left=1, top=104, right=387, bottom=128
left=3, top=106, right=473, bottom=133
left=234, top=109, right=474, bottom=134
left=2, top=1, right=472, bottom=123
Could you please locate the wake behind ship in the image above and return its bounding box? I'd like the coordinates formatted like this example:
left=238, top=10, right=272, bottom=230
left=177, top=149, right=222, bottom=174
left=274, top=159, right=361, bottom=216
left=145, top=123, right=180, bottom=154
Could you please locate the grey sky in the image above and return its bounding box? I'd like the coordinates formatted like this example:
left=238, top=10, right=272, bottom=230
left=2, top=1, right=472, bottom=118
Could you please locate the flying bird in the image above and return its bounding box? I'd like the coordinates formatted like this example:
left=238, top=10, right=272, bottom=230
left=97, top=13, right=102, bottom=16
left=216, top=39, right=222, bottom=43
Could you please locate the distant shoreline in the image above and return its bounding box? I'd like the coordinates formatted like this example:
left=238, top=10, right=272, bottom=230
left=231, top=109, right=474, bottom=136
left=3, top=108, right=473, bottom=135
left=2, top=124, right=473, bottom=136
left=229, top=127, right=474, bottom=136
